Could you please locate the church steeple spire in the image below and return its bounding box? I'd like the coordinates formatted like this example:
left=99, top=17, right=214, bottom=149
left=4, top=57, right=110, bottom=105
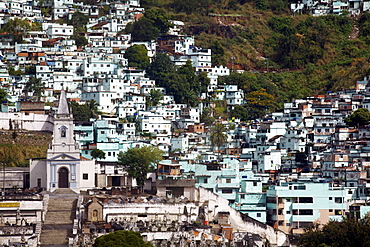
left=57, top=89, right=69, bottom=115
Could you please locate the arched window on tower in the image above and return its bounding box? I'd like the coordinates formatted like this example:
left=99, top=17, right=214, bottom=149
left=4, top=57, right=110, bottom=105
left=60, top=126, right=67, bottom=138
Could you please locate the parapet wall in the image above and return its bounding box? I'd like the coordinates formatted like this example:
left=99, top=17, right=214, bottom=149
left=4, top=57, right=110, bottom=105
left=196, top=186, right=291, bottom=246
left=0, top=112, right=53, bottom=131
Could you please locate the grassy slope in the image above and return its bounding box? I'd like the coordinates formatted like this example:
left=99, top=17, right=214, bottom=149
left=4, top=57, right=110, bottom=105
left=149, top=0, right=370, bottom=106
left=0, top=131, right=52, bottom=167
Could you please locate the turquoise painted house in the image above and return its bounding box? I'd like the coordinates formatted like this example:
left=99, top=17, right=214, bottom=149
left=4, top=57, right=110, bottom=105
left=179, top=158, right=267, bottom=223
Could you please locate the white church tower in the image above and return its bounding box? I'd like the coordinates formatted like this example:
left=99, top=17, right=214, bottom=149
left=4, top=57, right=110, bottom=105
left=30, top=90, right=95, bottom=192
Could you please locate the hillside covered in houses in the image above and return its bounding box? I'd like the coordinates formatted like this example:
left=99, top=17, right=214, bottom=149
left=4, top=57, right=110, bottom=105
left=2, top=0, right=370, bottom=246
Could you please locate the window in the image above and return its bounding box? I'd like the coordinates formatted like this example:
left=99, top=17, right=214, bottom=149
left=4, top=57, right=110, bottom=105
left=204, top=178, right=208, bottom=183
left=253, top=181, right=258, bottom=186
left=335, top=210, right=343, bottom=215
left=335, top=197, right=343, bottom=203
left=222, top=189, right=232, bottom=194
left=83, top=174, right=88, bottom=180
left=299, top=209, right=313, bottom=215
left=60, top=126, right=67, bottom=138
left=241, top=194, right=245, bottom=199
left=257, top=213, right=261, bottom=217
left=299, top=197, right=313, bottom=203
left=267, top=197, right=276, bottom=203
left=226, top=178, right=231, bottom=183
left=294, top=185, right=306, bottom=190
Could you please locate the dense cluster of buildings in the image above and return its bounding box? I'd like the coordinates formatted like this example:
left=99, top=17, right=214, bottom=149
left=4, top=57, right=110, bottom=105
left=290, top=0, right=370, bottom=16
left=1, top=0, right=370, bottom=246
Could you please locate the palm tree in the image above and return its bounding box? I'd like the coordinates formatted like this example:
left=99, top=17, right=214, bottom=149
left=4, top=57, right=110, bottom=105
left=209, top=123, right=227, bottom=159
left=86, top=99, right=101, bottom=119
left=147, top=89, right=163, bottom=107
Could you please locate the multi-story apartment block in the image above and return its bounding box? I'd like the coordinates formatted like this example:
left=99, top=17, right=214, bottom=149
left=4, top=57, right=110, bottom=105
left=42, top=23, right=74, bottom=39
left=267, top=182, right=355, bottom=234
left=139, top=114, right=171, bottom=135
left=179, top=158, right=267, bottom=223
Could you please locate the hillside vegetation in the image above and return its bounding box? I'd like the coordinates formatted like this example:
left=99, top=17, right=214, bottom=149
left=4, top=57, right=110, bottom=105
left=142, top=0, right=370, bottom=111
left=0, top=131, right=51, bottom=167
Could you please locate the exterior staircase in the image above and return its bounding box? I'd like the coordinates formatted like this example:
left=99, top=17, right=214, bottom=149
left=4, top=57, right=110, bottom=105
left=40, top=189, right=79, bottom=247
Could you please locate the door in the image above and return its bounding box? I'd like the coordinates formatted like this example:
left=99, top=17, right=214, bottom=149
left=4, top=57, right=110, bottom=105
left=112, top=176, right=121, bottom=186
left=92, top=210, right=98, bottom=222
left=58, top=167, right=69, bottom=188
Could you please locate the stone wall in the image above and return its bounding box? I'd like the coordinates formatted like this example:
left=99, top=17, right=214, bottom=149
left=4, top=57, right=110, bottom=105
left=196, top=186, right=291, bottom=247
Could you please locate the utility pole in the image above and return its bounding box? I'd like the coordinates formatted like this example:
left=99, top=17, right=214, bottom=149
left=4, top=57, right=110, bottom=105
left=2, top=162, right=5, bottom=199
left=231, top=57, right=235, bottom=72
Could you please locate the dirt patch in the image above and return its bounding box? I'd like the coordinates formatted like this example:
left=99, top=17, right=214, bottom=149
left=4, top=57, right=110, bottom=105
left=0, top=130, right=52, bottom=146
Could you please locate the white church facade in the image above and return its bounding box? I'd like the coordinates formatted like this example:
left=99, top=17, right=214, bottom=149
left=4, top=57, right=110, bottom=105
left=30, top=90, right=96, bottom=192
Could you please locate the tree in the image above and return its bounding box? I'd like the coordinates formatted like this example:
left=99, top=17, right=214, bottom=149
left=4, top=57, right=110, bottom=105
left=71, top=33, right=88, bottom=47
left=299, top=216, right=370, bottom=247
left=68, top=11, right=89, bottom=29
left=210, top=40, right=225, bottom=66
left=93, top=230, right=154, bottom=247
left=0, top=89, right=8, bottom=103
left=91, top=149, right=106, bottom=161
left=229, top=105, right=249, bottom=121
left=144, top=8, right=173, bottom=34
left=24, top=77, right=45, bottom=98
left=171, top=0, right=213, bottom=15
left=70, top=100, right=101, bottom=122
left=125, top=17, right=159, bottom=42
left=245, top=89, right=276, bottom=120
left=200, top=108, right=215, bottom=126
left=86, top=99, right=101, bottom=119
left=1, top=18, right=31, bottom=34
left=25, top=66, right=36, bottom=75
left=147, top=89, right=163, bottom=106
left=70, top=101, right=90, bottom=122
left=146, top=53, right=176, bottom=87
left=125, top=8, right=172, bottom=41
left=198, top=71, right=210, bottom=94
left=67, top=11, right=89, bottom=47
left=117, top=146, right=164, bottom=190
left=295, top=151, right=308, bottom=166
left=1, top=18, right=31, bottom=43
left=345, top=108, right=370, bottom=127
left=256, top=0, right=269, bottom=10
left=8, top=67, right=24, bottom=76
left=124, top=45, right=150, bottom=70
left=167, top=60, right=201, bottom=107
left=209, top=123, right=227, bottom=158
